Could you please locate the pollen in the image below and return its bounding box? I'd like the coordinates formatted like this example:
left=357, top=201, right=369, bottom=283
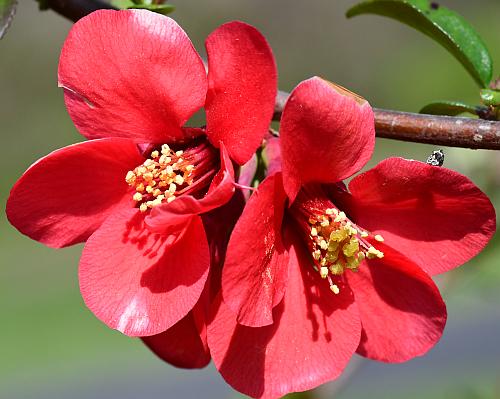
left=126, top=144, right=195, bottom=212
left=306, top=207, right=384, bottom=294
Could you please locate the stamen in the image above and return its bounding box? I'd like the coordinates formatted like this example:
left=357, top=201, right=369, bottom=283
left=125, top=140, right=218, bottom=212
left=291, top=188, right=385, bottom=295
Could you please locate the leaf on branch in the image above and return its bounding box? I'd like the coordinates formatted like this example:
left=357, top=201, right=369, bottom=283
left=111, top=0, right=175, bottom=15
left=419, top=101, right=481, bottom=117
left=480, top=89, right=500, bottom=107
left=346, top=0, right=494, bottom=88
left=0, top=0, right=17, bottom=39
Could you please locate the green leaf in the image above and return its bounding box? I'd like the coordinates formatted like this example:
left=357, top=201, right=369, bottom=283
left=480, top=89, right=500, bottom=107
left=0, top=0, right=17, bottom=39
left=420, top=101, right=479, bottom=116
left=346, top=0, right=493, bottom=87
left=111, top=0, right=175, bottom=15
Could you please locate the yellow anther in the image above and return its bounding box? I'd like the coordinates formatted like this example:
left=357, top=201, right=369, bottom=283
left=334, top=211, right=346, bottom=223
left=310, top=227, right=318, bottom=237
left=320, top=267, right=329, bottom=278
left=132, top=192, right=143, bottom=202
left=342, top=238, right=359, bottom=257
left=174, top=175, right=184, bottom=185
left=126, top=144, right=196, bottom=212
left=320, top=219, right=330, bottom=227
left=366, top=246, right=384, bottom=259
left=329, top=263, right=344, bottom=275
left=360, top=231, right=369, bottom=238
left=374, top=234, right=385, bottom=242
left=125, top=171, right=136, bottom=184
left=319, top=239, right=328, bottom=250
left=325, top=208, right=335, bottom=215
left=330, top=284, right=340, bottom=295
left=161, top=144, right=170, bottom=154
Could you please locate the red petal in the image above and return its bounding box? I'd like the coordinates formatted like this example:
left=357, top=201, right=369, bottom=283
left=142, top=302, right=210, bottom=369
left=222, top=173, right=288, bottom=327
left=6, top=138, right=142, bottom=248
left=79, top=208, right=209, bottom=337
left=263, top=135, right=282, bottom=176
left=347, top=241, right=447, bottom=362
left=347, top=158, right=496, bottom=275
left=205, top=21, right=277, bottom=165
left=280, top=77, right=375, bottom=202
left=145, top=144, right=235, bottom=234
left=208, top=230, right=360, bottom=399
left=238, top=153, right=257, bottom=190
left=58, top=10, right=207, bottom=142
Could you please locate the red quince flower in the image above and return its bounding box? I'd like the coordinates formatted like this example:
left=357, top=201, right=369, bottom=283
left=6, top=9, right=277, bottom=341
left=208, top=77, right=496, bottom=398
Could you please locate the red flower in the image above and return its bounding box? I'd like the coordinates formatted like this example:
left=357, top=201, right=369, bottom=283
left=6, top=10, right=277, bottom=339
left=208, top=77, right=496, bottom=398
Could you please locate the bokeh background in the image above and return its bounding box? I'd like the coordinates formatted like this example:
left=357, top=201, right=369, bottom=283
left=1, top=1, right=499, bottom=398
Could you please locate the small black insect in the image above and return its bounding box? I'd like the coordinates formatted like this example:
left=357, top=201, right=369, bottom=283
left=426, top=149, right=445, bottom=166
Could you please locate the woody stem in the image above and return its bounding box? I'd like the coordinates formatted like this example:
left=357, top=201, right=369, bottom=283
left=39, top=0, right=500, bottom=151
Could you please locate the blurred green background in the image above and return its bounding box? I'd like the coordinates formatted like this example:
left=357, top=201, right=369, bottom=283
left=1, top=1, right=499, bottom=398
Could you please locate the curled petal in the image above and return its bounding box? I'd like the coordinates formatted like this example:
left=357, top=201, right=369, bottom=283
left=347, top=157, right=496, bottom=275
left=222, top=173, right=288, bottom=327
left=205, top=21, right=277, bottom=165
left=58, top=10, right=207, bottom=142
left=79, top=208, right=209, bottom=337
left=145, top=144, right=235, bottom=234
left=6, top=138, right=143, bottom=248
left=142, top=302, right=210, bottom=369
left=347, top=241, right=447, bottom=362
left=280, top=77, right=375, bottom=202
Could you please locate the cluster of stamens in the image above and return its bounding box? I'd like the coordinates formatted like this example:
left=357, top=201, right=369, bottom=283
left=125, top=144, right=195, bottom=212
left=307, top=208, right=384, bottom=294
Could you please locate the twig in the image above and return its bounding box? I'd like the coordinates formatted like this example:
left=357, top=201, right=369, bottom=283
left=40, top=1, right=500, bottom=151
left=40, top=0, right=115, bottom=21
left=275, top=91, right=500, bottom=150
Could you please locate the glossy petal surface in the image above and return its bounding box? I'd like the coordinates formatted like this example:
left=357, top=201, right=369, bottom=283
left=205, top=21, right=277, bottom=165
left=59, top=10, right=207, bottom=142
left=222, top=173, right=288, bottom=327
left=348, top=158, right=496, bottom=275
left=347, top=241, right=447, bottom=362
left=79, top=208, right=209, bottom=336
left=280, top=77, right=375, bottom=201
left=142, top=303, right=210, bottom=369
left=6, top=138, right=142, bottom=248
left=209, top=230, right=361, bottom=399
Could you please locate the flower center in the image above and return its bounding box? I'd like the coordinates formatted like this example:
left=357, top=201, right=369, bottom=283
left=291, top=186, right=384, bottom=294
left=125, top=139, right=219, bottom=212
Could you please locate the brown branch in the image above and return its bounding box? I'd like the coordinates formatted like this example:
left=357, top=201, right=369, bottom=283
left=40, top=0, right=115, bottom=21
left=275, top=91, right=500, bottom=150
left=40, top=1, right=500, bottom=150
